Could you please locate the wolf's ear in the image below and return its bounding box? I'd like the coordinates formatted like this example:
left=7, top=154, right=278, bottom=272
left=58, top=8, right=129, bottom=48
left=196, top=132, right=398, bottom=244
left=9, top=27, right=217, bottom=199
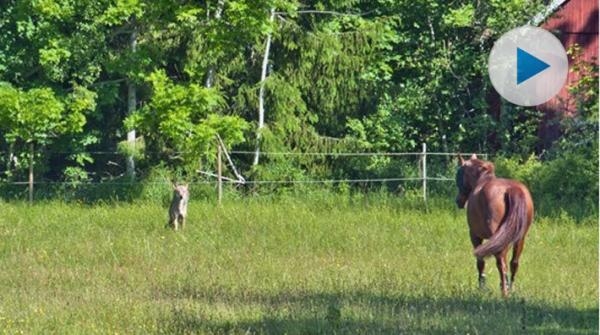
left=171, top=181, right=177, bottom=190
left=457, top=154, right=465, bottom=166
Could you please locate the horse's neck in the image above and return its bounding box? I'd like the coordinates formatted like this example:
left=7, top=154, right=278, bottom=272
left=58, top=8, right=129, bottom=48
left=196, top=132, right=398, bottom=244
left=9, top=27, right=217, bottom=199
left=476, top=173, right=495, bottom=186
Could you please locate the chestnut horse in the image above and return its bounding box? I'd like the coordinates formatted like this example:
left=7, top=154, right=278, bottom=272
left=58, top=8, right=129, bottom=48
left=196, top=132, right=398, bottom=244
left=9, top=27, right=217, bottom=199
left=455, top=154, right=534, bottom=297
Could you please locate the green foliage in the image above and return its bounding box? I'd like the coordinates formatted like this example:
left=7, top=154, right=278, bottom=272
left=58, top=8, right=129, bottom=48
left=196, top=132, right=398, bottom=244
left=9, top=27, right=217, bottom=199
left=483, top=0, right=544, bottom=33
left=497, top=106, right=544, bottom=156
left=0, top=85, right=63, bottom=145
left=551, top=45, right=599, bottom=158
left=0, top=0, right=594, bottom=215
left=136, top=163, right=179, bottom=204
left=494, top=155, right=542, bottom=188
left=60, top=166, right=92, bottom=200
left=98, top=0, right=143, bottom=26
left=117, top=136, right=146, bottom=161
left=0, top=82, right=94, bottom=146
left=536, top=153, right=598, bottom=217
left=346, top=91, right=423, bottom=153
left=0, top=82, right=95, bottom=185
left=568, top=46, right=599, bottom=120
left=126, top=70, right=248, bottom=165
left=443, top=3, right=474, bottom=28
left=495, top=154, right=598, bottom=220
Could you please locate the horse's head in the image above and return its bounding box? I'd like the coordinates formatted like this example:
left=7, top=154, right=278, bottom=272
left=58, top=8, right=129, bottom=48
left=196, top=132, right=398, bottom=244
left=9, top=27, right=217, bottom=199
left=455, top=154, right=495, bottom=208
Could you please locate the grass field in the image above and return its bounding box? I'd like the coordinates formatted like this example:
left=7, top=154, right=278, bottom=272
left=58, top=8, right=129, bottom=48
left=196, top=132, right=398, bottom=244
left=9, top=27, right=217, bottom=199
left=0, top=194, right=597, bottom=334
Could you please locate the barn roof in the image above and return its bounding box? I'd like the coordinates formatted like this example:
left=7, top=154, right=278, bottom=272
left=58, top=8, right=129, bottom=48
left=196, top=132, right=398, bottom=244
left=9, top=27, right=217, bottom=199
left=530, top=0, right=570, bottom=26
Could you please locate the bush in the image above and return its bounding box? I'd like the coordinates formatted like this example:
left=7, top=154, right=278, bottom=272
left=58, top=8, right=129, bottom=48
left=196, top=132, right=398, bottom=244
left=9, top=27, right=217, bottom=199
left=494, top=155, right=542, bottom=188
left=535, top=152, right=598, bottom=218
left=495, top=153, right=598, bottom=220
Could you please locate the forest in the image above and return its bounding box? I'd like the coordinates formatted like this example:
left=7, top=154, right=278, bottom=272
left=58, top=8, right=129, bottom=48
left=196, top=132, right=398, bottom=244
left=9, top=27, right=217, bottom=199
left=0, top=0, right=597, bottom=214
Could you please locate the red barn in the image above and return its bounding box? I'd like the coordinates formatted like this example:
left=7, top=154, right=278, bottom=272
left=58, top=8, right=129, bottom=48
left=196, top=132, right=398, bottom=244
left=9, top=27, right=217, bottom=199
left=534, top=0, right=598, bottom=146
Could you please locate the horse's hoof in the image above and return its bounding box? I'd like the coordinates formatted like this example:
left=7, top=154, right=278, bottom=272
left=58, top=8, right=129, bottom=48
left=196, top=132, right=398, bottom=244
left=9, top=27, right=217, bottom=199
left=499, top=279, right=512, bottom=292
left=478, top=275, right=487, bottom=290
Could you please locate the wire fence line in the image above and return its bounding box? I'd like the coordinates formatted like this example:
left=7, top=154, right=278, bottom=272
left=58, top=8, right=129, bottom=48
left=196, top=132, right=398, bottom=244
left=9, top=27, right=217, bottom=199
left=0, top=149, right=483, bottom=185
left=3, top=177, right=452, bottom=186
left=0, top=150, right=488, bottom=157
left=230, top=151, right=484, bottom=157
left=1, top=144, right=485, bottom=203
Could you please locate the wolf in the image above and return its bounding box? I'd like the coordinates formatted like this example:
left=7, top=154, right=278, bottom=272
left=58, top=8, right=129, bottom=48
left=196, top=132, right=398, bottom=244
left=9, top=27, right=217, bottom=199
left=168, top=183, right=189, bottom=230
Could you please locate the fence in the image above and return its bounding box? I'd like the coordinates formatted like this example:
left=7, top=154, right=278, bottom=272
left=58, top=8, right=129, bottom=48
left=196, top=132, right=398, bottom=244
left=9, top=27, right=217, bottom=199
left=211, top=143, right=486, bottom=204
left=0, top=141, right=487, bottom=204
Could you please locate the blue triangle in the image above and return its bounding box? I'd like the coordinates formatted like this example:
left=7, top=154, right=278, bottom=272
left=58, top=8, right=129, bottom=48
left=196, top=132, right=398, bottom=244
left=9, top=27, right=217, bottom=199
left=517, top=48, right=550, bottom=85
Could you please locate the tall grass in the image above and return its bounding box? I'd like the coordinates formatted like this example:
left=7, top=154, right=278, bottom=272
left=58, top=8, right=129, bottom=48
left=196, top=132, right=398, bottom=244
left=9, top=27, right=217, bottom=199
left=0, top=195, right=597, bottom=334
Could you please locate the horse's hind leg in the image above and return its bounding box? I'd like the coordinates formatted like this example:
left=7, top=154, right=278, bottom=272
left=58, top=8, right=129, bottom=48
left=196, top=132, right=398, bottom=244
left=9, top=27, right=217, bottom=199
left=477, top=258, right=486, bottom=289
left=470, top=234, right=486, bottom=289
left=495, top=248, right=510, bottom=297
left=510, top=239, right=526, bottom=290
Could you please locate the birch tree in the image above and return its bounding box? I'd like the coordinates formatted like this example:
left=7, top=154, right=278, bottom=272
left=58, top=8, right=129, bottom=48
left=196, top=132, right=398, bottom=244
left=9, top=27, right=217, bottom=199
left=253, top=8, right=275, bottom=166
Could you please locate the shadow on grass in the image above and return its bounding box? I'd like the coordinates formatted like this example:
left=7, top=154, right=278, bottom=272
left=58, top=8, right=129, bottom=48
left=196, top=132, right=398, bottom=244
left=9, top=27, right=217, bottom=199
left=154, top=287, right=598, bottom=335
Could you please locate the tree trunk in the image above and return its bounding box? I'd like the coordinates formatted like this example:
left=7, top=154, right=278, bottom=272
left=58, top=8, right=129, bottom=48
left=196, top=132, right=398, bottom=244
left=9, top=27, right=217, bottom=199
left=205, top=0, right=225, bottom=88
left=253, top=8, right=275, bottom=166
left=5, top=142, right=14, bottom=180
left=126, top=27, right=137, bottom=181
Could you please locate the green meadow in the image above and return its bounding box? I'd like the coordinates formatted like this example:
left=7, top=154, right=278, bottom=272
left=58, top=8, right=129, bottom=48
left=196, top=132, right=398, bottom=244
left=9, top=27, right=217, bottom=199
left=0, top=195, right=597, bottom=334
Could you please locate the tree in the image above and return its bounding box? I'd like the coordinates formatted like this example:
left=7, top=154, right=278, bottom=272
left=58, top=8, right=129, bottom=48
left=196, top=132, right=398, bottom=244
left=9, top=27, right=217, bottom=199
left=125, top=70, right=248, bottom=173
left=0, top=83, right=95, bottom=201
left=0, top=0, right=558, bottom=196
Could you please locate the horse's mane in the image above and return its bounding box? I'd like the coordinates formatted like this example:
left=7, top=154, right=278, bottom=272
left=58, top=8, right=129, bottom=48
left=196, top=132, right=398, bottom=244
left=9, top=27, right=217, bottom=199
left=456, top=159, right=496, bottom=195
left=471, top=159, right=496, bottom=178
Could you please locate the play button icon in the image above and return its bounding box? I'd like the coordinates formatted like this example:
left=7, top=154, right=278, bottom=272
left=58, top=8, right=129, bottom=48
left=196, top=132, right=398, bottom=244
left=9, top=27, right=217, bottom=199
left=517, top=47, right=550, bottom=85
left=488, top=26, right=568, bottom=106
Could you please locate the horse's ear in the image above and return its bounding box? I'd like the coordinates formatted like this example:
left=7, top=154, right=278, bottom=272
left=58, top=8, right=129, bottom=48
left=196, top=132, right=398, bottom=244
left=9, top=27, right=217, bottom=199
left=470, top=154, right=478, bottom=160
left=456, top=154, right=465, bottom=166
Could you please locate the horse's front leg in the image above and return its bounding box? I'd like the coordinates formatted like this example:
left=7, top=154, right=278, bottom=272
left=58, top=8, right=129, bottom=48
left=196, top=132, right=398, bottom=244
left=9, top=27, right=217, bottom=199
left=470, top=234, right=486, bottom=289
left=495, top=249, right=510, bottom=297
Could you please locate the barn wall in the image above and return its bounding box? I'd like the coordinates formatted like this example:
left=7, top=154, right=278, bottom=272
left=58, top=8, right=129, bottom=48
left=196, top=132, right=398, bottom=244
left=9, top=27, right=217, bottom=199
left=537, top=0, right=598, bottom=148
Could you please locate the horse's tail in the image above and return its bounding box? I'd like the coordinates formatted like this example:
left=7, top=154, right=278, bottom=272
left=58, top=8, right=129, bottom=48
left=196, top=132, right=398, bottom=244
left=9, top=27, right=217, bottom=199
left=474, top=188, right=530, bottom=258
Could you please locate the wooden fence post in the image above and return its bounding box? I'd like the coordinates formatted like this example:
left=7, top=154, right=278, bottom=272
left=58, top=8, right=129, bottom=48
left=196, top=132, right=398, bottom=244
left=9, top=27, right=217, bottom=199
left=217, top=139, right=223, bottom=205
left=422, top=142, right=427, bottom=203
left=28, top=143, right=34, bottom=204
